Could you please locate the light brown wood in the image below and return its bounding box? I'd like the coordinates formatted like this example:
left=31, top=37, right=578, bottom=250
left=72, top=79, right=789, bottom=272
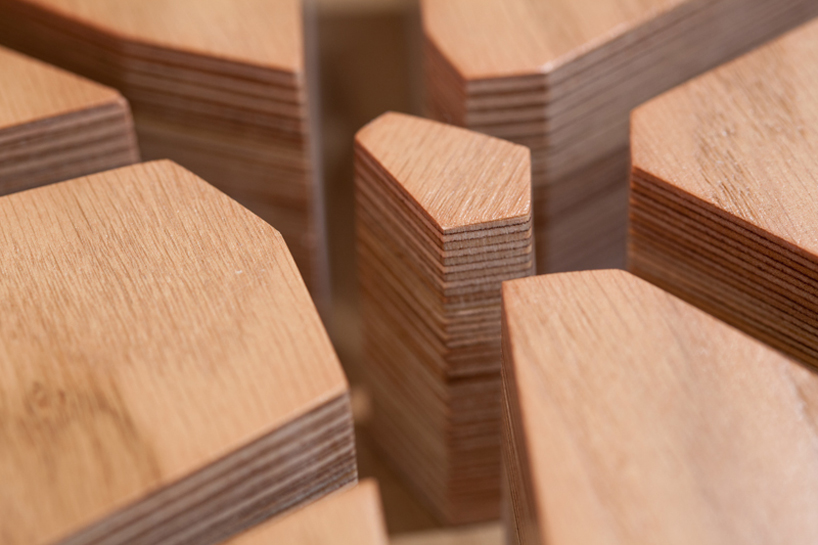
left=391, top=524, right=503, bottom=545
left=0, top=0, right=328, bottom=307
left=502, top=270, right=818, bottom=544
left=629, top=18, right=818, bottom=370
left=224, top=481, right=388, bottom=545
left=355, top=112, right=533, bottom=524
left=422, top=0, right=818, bottom=273
left=0, top=160, right=355, bottom=545
left=0, top=45, right=138, bottom=194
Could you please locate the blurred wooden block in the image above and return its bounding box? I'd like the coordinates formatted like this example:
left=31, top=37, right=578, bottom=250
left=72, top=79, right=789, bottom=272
left=355, top=112, right=534, bottom=524
left=225, top=481, right=388, bottom=545
left=391, top=523, right=503, bottom=545
left=630, top=18, right=818, bottom=369
left=0, top=161, right=355, bottom=545
left=0, top=0, right=328, bottom=305
left=502, top=270, right=818, bottom=544
left=0, top=45, right=137, bottom=194
left=422, top=0, right=818, bottom=273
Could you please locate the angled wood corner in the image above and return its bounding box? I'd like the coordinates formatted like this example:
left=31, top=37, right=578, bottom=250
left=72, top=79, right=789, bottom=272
left=0, top=160, right=354, bottom=545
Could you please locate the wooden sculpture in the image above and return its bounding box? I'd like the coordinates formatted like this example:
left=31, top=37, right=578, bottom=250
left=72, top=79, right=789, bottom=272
left=0, top=45, right=137, bottom=194
left=502, top=270, right=818, bottom=544
left=355, top=112, right=534, bottom=524
left=0, top=0, right=328, bottom=306
left=224, top=481, right=388, bottom=545
left=630, top=18, right=818, bottom=369
left=422, top=0, right=818, bottom=273
left=0, top=161, right=355, bottom=545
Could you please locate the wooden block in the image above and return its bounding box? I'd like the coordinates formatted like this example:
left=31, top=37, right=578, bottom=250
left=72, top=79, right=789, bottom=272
left=0, top=45, right=138, bottom=194
left=223, top=481, right=388, bottom=545
left=0, top=0, right=329, bottom=306
left=422, top=0, right=818, bottom=273
left=0, top=161, right=355, bottom=545
left=629, top=18, right=818, bottom=370
left=391, top=523, right=504, bottom=545
left=354, top=112, right=534, bottom=524
left=501, top=269, right=818, bottom=544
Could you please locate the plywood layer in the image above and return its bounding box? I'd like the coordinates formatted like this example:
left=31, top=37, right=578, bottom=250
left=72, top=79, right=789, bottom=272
left=422, top=0, right=818, bottom=273
left=629, top=17, right=818, bottom=370
left=0, top=45, right=138, bottom=194
left=502, top=270, right=818, bottom=544
left=0, top=0, right=328, bottom=305
left=0, top=161, right=355, bottom=545
left=355, top=112, right=533, bottom=524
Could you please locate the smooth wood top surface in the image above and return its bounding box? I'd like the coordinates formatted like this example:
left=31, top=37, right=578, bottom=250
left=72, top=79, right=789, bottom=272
left=422, top=0, right=681, bottom=79
left=0, top=45, right=123, bottom=129
left=0, top=160, right=347, bottom=545
left=503, top=270, right=818, bottom=544
left=632, top=18, right=818, bottom=257
left=19, top=0, right=303, bottom=72
left=355, top=112, right=530, bottom=231
left=226, top=481, right=388, bottom=545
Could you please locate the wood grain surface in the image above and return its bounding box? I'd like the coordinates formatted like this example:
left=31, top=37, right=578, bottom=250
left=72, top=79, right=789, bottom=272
left=502, top=270, right=818, bottom=544
left=355, top=112, right=530, bottom=231
left=225, top=481, right=388, bottom=545
left=0, top=45, right=120, bottom=128
left=630, top=17, right=818, bottom=369
left=0, top=45, right=138, bottom=193
left=423, top=0, right=818, bottom=272
left=0, top=160, right=354, bottom=545
left=423, top=0, right=682, bottom=79
left=8, top=0, right=303, bottom=73
left=0, top=0, right=329, bottom=305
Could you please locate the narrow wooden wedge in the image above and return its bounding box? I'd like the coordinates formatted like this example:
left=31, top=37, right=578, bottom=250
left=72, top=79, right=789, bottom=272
left=0, top=0, right=328, bottom=304
left=0, top=45, right=137, bottom=194
left=502, top=270, right=818, bottom=544
left=630, top=18, right=818, bottom=370
left=422, top=0, right=818, bottom=273
left=0, top=160, right=355, bottom=545
left=224, top=481, right=388, bottom=545
left=355, top=112, right=534, bottom=525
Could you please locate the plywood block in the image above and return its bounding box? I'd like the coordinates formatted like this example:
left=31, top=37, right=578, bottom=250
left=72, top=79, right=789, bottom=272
left=355, top=112, right=534, bottom=524
left=422, top=0, right=818, bottom=272
left=629, top=18, right=818, bottom=370
left=0, top=160, right=355, bottom=545
left=224, top=481, right=388, bottom=545
left=0, top=45, right=137, bottom=194
left=502, top=270, right=818, bottom=544
left=0, top=0, right=328, bottom=304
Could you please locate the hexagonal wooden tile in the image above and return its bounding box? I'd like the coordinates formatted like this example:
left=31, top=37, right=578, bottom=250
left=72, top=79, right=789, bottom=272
left=422, top=0, right=818, bottom=272
left=502, top=270, right=818, bottom=544
left=225, top=481, right=388, bottom=545
left=0, top=0, right=327, bottom=303
left=355, top=112, right=533, bottom=524
left=0, top=45, right=137, bottom=194
left=0, top=160, right=354, bottom=545
left=630, top=18, right=818, bottom=370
